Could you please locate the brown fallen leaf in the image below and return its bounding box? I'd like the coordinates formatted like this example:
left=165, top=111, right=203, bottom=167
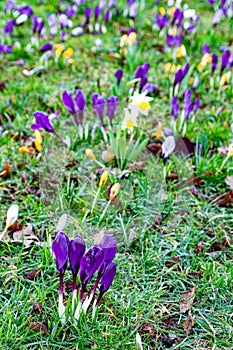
left=190, top=186, right=212, bottom=201
left=180, top=286, right=196, bottom=313
left=165, top=257, right=182, bottom=268
left=139, top=321, right=155, bottom=339
left=27, top=321, right=47, bottom=335
left=13, top=224, right=41, bottom=248
left=211, top=191, right=233, bottom=206
left=183, top=312, right=194, bottom=335
left=25, top=269, right=41, bottom=280
left=0, top=160, right=11, bottom=178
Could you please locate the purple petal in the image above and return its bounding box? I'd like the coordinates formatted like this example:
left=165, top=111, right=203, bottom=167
left=115, top=69, right=123, bottom=86
left=62, top=90, right=76, bottom=115
left=99, top=235, right=117, bottom=263
left=32, top=111, right=54, bottom=133
left=80, top=246, right=104, bottom=284
left=100, top=262, right=117, bottom=294
left=40, top=43, right=53, bottom=52
left=52, top=231, right=70, bottom=273
left=75, top=90, right=86, bottom=111
left=69, top=236, right=86, bottom=275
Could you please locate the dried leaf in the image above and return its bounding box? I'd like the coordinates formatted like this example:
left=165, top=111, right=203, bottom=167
left=13, top=224, right=41, bottom=248
left=211, top=191, right=233, bottom=206
left=175, top=137, right=196, bottom=157
left=183, top=312, right=194, bottom=335
left=27, top=322, right=47, bottom=335
left=138, top=321, right=155, bottom=339
left=180, top=286, right=196, bottom=313
left=0, top=160, right=11, bottom=178
left=25, top=269, right=41, bottom=280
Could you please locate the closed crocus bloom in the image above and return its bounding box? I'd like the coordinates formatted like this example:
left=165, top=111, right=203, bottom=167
left=99, top=261, right=116, bottom=294
left=142, top=84, right=156, bottom=95
left=40, top=43, right=53, bottom=52
left=202, top=44, right=210, bottom=55
left=86, top=148, right=96, bottom=160
left=114, top=69, right=123, bottom=85
left=80, top=247, right=104, bottom=284
left=99, top=171, right=108, bottom=188
left=69, top=236, right=86, bottom=275
left=94, top=5, right=102, bottom=21
left=62, top=90, right=76, bottom=115
left=107, top=96, right=118, bottom=121
left=174, top=68, right=183, bottom=86
left=76, top=89, right=86, bottom=112
left=84, top=7, right=92, bottom=25
left=52, top=231, right=70, bottom=273
left=171, top=97, right=179, bottom=119
left=194, top=98, right=200, bottom=114
left=211, top=54, right=218, bottom=74
left=110, top=183, right=120, bottom=201
left=221, top=50, right=230, bottom=74
left=92, top=94, right=105, bottom=125
left=32, top=14, right=38, bottom=33
left=99, top=235, right=117, bottom=263
left=31, top=111, right=54, bottom=133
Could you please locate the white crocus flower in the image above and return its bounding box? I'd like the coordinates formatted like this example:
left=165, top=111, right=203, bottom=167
left=0, top=204, right=19, bottom=240
left=162, top=136, right=176, bottom=158
left=129, top=91, right=153, bottom=116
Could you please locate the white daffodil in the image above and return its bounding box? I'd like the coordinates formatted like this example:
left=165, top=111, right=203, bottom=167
left=122, top=106, right=138, bottom=131
left=129, top=91, right=153, bottom=116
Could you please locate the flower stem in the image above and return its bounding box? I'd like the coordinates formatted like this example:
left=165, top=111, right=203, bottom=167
left=98, top=199, right=111, bottom=224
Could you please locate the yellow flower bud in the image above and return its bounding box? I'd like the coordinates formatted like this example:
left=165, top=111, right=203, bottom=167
left=227, top=144, right=233, bottom=158
left=128, top=32, right=137, bottom=47
left=34, top=130, right=42, bottom=152
left=159, top=7, right=165, bottom=15
left=99, top=171, right=108, bottom=188
left=169, top=7, right=176, bottom=17
left=63, top=47, right=73, bottom=59
left=189, top=77, right=194, bottom=85
left=176, top=45, right=186, bottom=58
left=110, top=183, right=120, bottom=201
left=86, top=149, right=96, bottom=160
left=220, top=73, right=227, bottom=87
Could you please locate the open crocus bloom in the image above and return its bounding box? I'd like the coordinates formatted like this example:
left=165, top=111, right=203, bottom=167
left=129, top=91, right=153, bottom=116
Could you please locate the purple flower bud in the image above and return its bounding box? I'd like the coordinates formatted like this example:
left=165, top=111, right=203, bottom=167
left=76, top=89, right=86, bottom=112
left=154, top=14, right=169, bottom=30
left=115, top=69, right=123, bottom=86
left=52, top=231, right=70, bottom=273
left=66, top=7, right=75, bottom=18
left=184, top=89, right=192, bottom=106
left=37, top=18, right=44, bottom=34
left=99, top=261, right=116, bottom=294
left=62, top=90, right=76, bottom=115
left=134, top=65, right=144, bottom=79
left=172, top=8, right=183, bottom=27
left=107, top=96, right=118, bottom=121
left=211, top=53, right=218, bottom=74
left=171, top=97, right=179, bottom=119
left=166, top=34, right=182, bottom=48
left=0, top=44, right=12, bottom=53
left=32, top=15, right=38, bottom=33
left=3, top=19, right=15, bottom=36
left=143, top=62, right=150, bottom=75
left=202, top=44, right=210, bottom=55
left=31, top=111, right=54, bottom=133
left=94, top=5, right=102, bottom=21
left=20, top=5, right=33, bottom=17
left=69, top=236, right=86, bottom=275
left=182, top=63, right=190, bottom=77
left=80, top=246, right=104, bottom=284
left=84, top=8, right=92, bottom=25
left=212, top=9, right=224, bottom=26
left=104, top=9, right=110, bottom=23
left=142, top=84, right=156, bottom=95
left=221, top=50, right=230, bottom=74
left=162, top=127, right=173, bottom=137
left=99, top=235, right=117, bottom=264
left=194, top=98, right=200, bottom=114
left=40, top=43, right=53, bottom=52
left=185, top=103, right=193, bottom=120
left=92, top=94, right=105, bottom=125
left=174, top=68, right=183, bottom=86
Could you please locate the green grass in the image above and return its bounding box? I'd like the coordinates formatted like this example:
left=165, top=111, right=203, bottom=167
left=1, top=0, right=233, bottom=349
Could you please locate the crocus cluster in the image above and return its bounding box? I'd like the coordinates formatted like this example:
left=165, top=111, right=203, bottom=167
left=52, top=231, right=117, bottom=324
left=92, top=93, right=119, bottom=127
left=171, top=89, right=200, bottom=134
left=62, top=90, right=86, bottom=126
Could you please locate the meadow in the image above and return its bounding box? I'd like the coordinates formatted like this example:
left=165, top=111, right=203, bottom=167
left=0, top=0, right=233, bottom=349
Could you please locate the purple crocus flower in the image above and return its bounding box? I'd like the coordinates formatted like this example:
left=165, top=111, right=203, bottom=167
left=92, top=94, right=105, bottom=126
left=31, top=111, right=54, bottom=133
left=172, top=8, right=183, bottom=27
left=0, top=44, right=12, bottom=53
left=166, top=34, right=182, bottom=48
left=193, top=98, right=200, bottom=114
left=212, top=9, right=224, bottom=26
left=185, top=103, right=193, bottom=120
left=99, top=235, right=117, bottom=264
left=94, top=5, right=102, bottom=21
left=52, top=231, right=70, bottom=274
left=104, top=9, right=110, bottom=23
left=40, top=43, right=53, bottom=52
left=107, top=96, right=119, bottom=123
left=220, top=50, right=230, bottom=74
left=174, top=63, right=191, bottom=88
left=142, top=84, right=156, bottom=95
left=62, top=90, right=76, bottom=115
left=32, top=15, right=38, bottom=33
left=99, top=261, right=116, bottom=294
left=84, top=8, right=92, bottom=26
left=211, top=53, right=218, bottom=75
left=69, top=236, right=86, bottom=277
left=66, top=7, right=75, bottom=18
left=76, top=90, right=86, bottom=112
left=154, top=14, right=169, bottom=30
left=79, top=246, right=104, bottom=285
left=184, top=89, right=192, bottom=106
left=202, top=44, right=210, bottom=55
left=20, top=5, right=33, bottom=17
left=171, top=97, right=180, bottom=119
left=3, top=19, right=15, bottom=36
left=37, top=18, right=44, bottom=35
left=115, top=69, right=123, bottom=86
